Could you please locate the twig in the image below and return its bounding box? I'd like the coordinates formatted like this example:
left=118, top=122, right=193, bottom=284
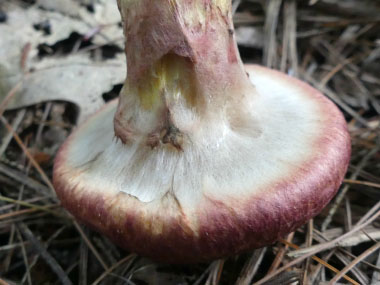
left=372, top=250, right=380, bottom=285
left=0, top=279, right=11, bottom=285
left=92, top=255, right=136, bottom=285
left=236, top=248, right=267, bottom=285
left=79, top=228, right=89, bottom=285
left=0, top=116, right=56, bottom=196
left=73, top=221, right=109, bottom=270
left=232, top=0, right=241, bottom=15
left=268, top=232, right=294, bottom=273
left=15, top=228, right=32, bottom=285
left=35, top=102, right=52, bottom=146
left=0, top=205, right=59, bottom=220
left=322, top=147, right=379, bottom=231
left=319, top=57, right=354, bottom=87
left=0, top=162, right=51, bottom=195
left=304, top=73, right=371, bottom=128
left=263, top=0, right=282, bottom=68
left=0, top=195, right=63, bottom=217
left=312, top=229, right=370, bottom=284
left=303, top=220, right=314, bottom=284
left=254, top=206, right=380, bottom=285
left=0, top=196, right=52, bottom=212
left=344, top=179, right=380, bottom=189
left=309, top=249, right=336, bottom=284
left=17, top=223, right=73, bottom=285
left=356, top=201, right=380, bottom=227
left=329, top=242, right=380, bottom=284
left=0, top=81, right=24, bottom=119
left=280, top=239, right=359, bottom=285
left=290, top=201, right=380, bottom=257
left=21, top=226, right=68, bottom=284
left=340, top=247, right=380, bottom=272
left=194, top=263, right=214, bottom=285
left=206, top=259, right=225, bottom=285
left=280, top=0, right=298, bottom=76
left=345, top=197, right=352, bottom=231
left=0, top=110, right=25, bottom=157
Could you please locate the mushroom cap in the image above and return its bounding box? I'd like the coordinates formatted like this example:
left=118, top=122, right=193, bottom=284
left=53, top=65, right=351, bottom=263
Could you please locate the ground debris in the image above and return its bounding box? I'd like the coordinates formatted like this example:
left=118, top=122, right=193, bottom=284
left=0, top=0, right=379, bottom=284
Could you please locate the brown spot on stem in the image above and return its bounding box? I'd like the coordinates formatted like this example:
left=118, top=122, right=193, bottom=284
left=146, top=108, right=184, bottom=151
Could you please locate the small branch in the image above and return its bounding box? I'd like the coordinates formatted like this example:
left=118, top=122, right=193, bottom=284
left=0, top=116, right=56, bottom=197
left=267, top=232, right=294, bottom=273
left=255, top=206, right=380, bottom=285
left=17, top=223, right=73, bottom=285
left=92, top=255, right=136, bottom=285
left=329, top=242, right=380, bottom=284
left=322, top=147, right=379, bottom=231
left=73, top=221, right=109, bottom=270
left=280, top=239, right=359, bottom=285
left=236, top=247, right=267, bottom=285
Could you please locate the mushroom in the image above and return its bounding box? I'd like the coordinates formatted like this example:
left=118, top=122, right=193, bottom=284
left=53, top=0, right=351, bottom=263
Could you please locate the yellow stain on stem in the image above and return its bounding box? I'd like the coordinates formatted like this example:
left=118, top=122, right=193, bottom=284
left=136, top=54, right=197, bottom=110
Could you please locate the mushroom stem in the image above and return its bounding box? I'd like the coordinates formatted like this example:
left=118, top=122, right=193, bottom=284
left=114, top=0, right=255, bottom=148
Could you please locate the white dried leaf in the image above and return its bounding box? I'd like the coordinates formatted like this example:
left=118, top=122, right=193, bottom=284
left=37, top=0, right=82, bottom=18
left=5, top=54, right=125, bottom=123
left=0, top=1, right=124, bottom=122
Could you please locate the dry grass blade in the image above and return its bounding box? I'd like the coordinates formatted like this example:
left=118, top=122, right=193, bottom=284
left=206, top=259, right=225, bottom=285
left=340, top=247, right=380, bottom=272
left=232, top=0, right=241, bottom=15
left=0, top=205, right=59, bottom=220
left=91, top=254, right=135, bottom=285
left=280, top=239, right=359, bottom=285
left=1, top=0, right=379, bottom=283
left=15, top=228, right=31, bottom=285
left=355, top=201, right=380, bottom=227
left=372, top=251, right=380, bottom=284
left=254, top=207, right=380, bottom=285
left=322, top=146, right=379, bottom=231
left=319, top=57, right=355, bottom=88
left=280, top=0, right=298, bottom=75
left=193, top=263, right=214, bottom=285
left=303, top=74, right=371, bottom=128
left=0, top=81, right=23, bottom=119
left=345, top=197, right=352, bottom=231
left=290, top=201, right=380, bottom=257
left=303, top=220, right=314, bottom=284
left=73, top=221, right=109, bottom=271
left=329, top=242, right=380, bottom=285
left=344, top=179, right=380, bottom=189
left=0, top=162, right=51, bottom=195
left=263, top=0, right=282, bottom=68
left=337, top=229, right=380, bottom=248
left=311, top=229, right=373, bottom=284
left=0, top=278, right=11, bottom=285
left=79, top=230, right=89, bottom=285
left=17, top=223, right=73, bottom=285
left=0, top=110, right=25, bottom=157
left=0, top=195, right=62, bottom=217
left=235, top=247, right=267, bottom=285
left=262, top=270, right=301, bottom=285
left=0, top=116, right=56, bottom=196
left=309, top=249, right=336, bottom=284
left=268, top=232, right=295, bottom=273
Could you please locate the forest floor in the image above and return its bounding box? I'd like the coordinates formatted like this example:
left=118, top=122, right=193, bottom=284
left=0, top=0, right=379, bottom=284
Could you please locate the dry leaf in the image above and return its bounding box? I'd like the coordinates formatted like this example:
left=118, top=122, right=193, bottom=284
left=0, top=0, right=124, bottom=122
left=5, top=54, right=125, bottom=122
